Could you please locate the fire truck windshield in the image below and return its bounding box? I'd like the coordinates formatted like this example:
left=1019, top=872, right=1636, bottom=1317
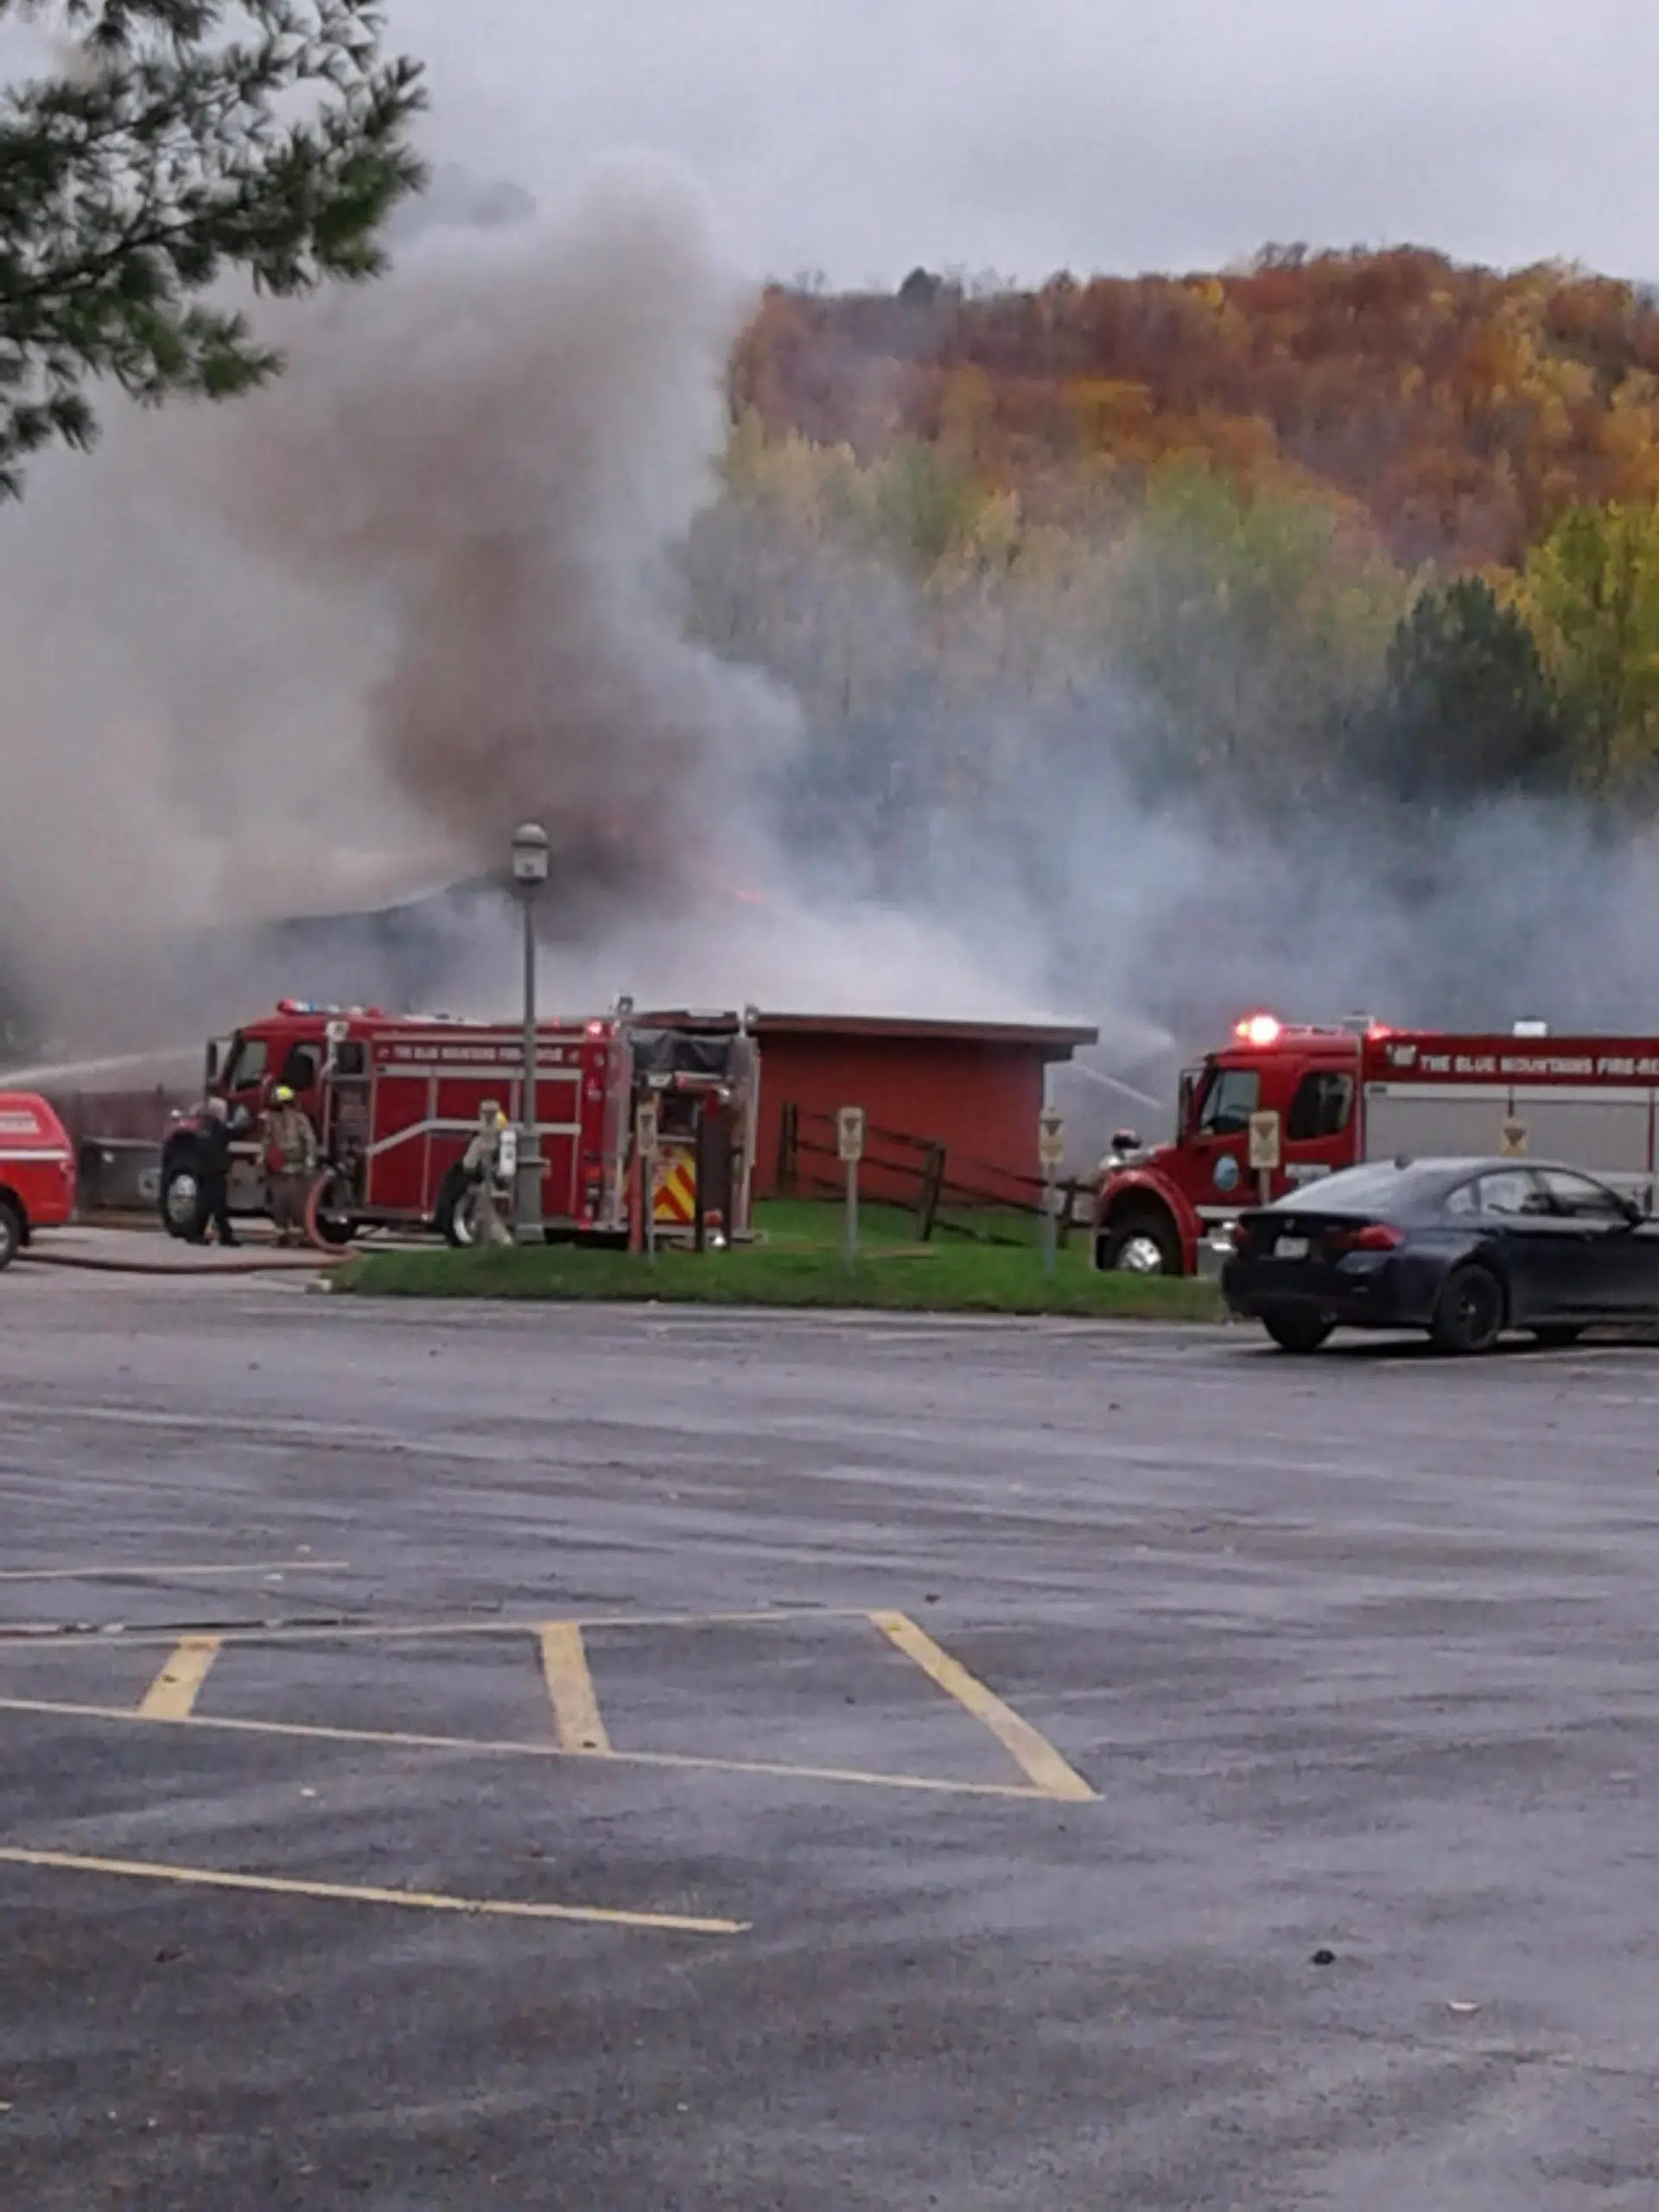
left=1194, top=1062, right=1260, bottom=1138
left=220, top=1035, right=268, bottom=1094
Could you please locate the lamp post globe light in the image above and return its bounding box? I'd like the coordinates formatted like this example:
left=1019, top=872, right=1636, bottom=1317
left=511, top=822, right=551, bottom=1244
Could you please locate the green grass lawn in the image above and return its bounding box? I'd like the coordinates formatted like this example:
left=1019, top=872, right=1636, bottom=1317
left=756, top=1196, right=1057, bottom=1252
left=333, top=1200, right=1223, bottom=1320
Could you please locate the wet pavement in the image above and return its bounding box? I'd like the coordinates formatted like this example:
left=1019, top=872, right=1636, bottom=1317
left=2, top=1274, right=1657, bottom=2208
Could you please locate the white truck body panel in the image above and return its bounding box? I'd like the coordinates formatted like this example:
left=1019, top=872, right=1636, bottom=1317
left=1364, top=1082, right=1659, bottom=1203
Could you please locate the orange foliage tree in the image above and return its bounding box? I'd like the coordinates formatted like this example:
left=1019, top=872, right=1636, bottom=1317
left=730, top=250, right=1659, bottom=571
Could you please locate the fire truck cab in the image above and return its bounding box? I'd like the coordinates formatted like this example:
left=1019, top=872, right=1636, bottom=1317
left=1096, top=1011, right=1659, bottom=1277
left=159, top=1001, right=759, bottom=1248
left=1096, top=1015, right=1363, bottom=1276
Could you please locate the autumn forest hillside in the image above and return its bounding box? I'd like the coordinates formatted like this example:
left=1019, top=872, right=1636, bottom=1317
left=732, top=248, right=1659, bottom=570
left=686, top=250, right=1659, bottom=861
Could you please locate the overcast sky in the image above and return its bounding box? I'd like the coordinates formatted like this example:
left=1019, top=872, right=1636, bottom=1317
left=391, top=0, right=1657, bottom=288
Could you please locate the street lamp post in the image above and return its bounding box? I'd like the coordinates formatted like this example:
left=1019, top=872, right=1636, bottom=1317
left=511, top=821, right=550, bottom=1245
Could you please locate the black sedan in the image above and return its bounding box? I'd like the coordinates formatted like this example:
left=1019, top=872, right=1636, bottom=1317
left=1222, top=1156, right=1659, bottom=1354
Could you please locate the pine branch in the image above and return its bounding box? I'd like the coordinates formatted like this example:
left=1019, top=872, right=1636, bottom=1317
left=0, top=0, right=426, bottom=497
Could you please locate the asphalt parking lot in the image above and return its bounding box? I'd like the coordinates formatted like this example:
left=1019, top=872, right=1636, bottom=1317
left=4, top=1276, right=1659, bottom=2208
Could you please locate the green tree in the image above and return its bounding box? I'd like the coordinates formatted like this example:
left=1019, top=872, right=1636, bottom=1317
left=0, top=0, right=424, bottom=497
left=1109, top=460, right=1407, bottom=797
left=1514, top=503, right=1659, bottom=791
left=1363, top=577, right=1571, bottom=802
left=872, top=441, right=987, bottom=573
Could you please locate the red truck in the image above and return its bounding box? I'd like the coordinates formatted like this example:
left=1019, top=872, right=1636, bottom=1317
left=0, top=1091, right=76, bottom=1268
left=1096, top=1012, right=1659, bottom=1276
left=157, top=1000, right=758, bottom=1248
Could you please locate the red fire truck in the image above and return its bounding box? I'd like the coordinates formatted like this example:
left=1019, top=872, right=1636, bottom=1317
left=157, top=1001, right=757, bottom=1248
left=0, top=1091, right=76, bottom=1268
left=1096, top=1012, right=1659, bottom=1277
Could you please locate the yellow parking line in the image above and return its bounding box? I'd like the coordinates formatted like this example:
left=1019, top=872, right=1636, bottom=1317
left=137, top=1637, right=221, bottom=1720
left=0, top=1694, right=1052, bottom=1800
left=868, top=1611, right=1096, bottom=1802
left=538, top=1623, right=611, bottom=1753
left=0, top=1847, right=745, bottom=1935
left=0, top=1560, right=349, bottom=1583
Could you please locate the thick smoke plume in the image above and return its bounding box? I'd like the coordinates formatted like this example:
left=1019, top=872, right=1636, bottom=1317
left=0, top=163, right=823, bottom=1051
left=218, top=162, right=801, bottom=918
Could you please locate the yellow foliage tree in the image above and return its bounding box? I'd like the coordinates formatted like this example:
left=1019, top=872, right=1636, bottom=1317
left=1512, top=504, right=1659, bottom=791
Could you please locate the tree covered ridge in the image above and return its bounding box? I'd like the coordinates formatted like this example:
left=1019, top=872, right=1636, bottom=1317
left=704, top=253, right=1659, bottom=820
left=732, top=248, right=1659, bottom=570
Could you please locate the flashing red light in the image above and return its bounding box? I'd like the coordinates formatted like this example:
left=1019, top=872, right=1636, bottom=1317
left=1365, top=1020, right=1393, bottom=1041
left=1235, top=1012, right=1283, bottom=1048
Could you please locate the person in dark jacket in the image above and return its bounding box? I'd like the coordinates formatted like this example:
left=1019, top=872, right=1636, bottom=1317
left=192, top=1098, right=238, bottom=1248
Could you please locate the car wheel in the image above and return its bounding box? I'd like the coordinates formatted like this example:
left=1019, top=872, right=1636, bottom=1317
left=1262, top=1306, right=1332, bottom=1354
left=159, top=1163, right=201, bottom=1241
left=1099, top=1211, right=1181, bottom=1275
left=1430, top=1264, right=1505, bottom=1355
left=0, top=1198, right=21, bottom=1272
left=1529, top=1324, right=1584, bottom=1350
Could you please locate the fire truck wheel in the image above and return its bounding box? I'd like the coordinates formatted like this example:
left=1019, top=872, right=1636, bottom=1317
left=1098, top=1210, right=1181, bottom=1276
left=1430, top=1264, right=1505, bottom=1355
left=159, top=1164, right=201, bottom=1241
left=0, top=1198, right=20, bottom=1271
left=1261, top=1306, right=1333, bottom=1355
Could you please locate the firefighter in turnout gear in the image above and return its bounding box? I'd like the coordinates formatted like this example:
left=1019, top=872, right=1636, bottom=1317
left=262, top=1086, right=318, bottom=1247
left=461, top=1101, right=514, bottom=1249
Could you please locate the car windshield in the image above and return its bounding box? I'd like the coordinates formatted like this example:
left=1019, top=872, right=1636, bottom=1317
left=1267, top=1160, right=1447, bottom=1215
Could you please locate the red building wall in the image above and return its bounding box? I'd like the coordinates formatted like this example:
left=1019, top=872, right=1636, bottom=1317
left=749, top=1023, right=1094, bottom=1209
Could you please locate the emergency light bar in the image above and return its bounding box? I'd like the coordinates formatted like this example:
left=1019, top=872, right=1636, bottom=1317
left=1236, top=1010, right=1390, bottom=1046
